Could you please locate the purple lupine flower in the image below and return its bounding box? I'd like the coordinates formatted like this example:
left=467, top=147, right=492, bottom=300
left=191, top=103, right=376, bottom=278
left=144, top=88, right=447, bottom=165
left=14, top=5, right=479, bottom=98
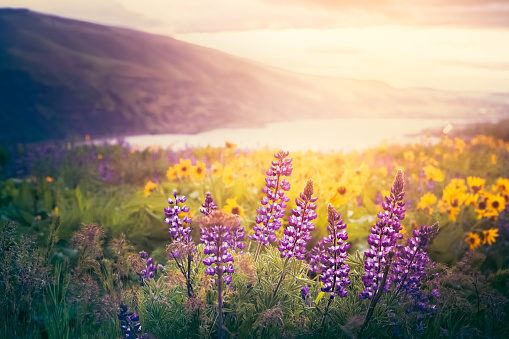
left=199, top=211, right=243, bottom=338
left=98, top=157, right=114, bottom=182
left=360, top=170, right=406, bottom=300
left=165, top=191, right=193, bottom=249
left=301, top=284, right=311, bottom=307
left=393, top=222, right=439, bottom=314
left=427, top=180, right=435, bottom=191
left=200, top=211, right=242, bottom=287
left=200, top=192, right=218, bottom=216
left=309, top=204, right=350, bottom=299
left=356, top=196, right=363, bottom=207
left=118, top=304, right=142, bottom=338
left=278, top=178, right=317, bottom=260
left=165, top=191, right=196, bottom=297
left=139, top=253, right=157, bottom=281
left=250, top=150, right=292, bottom=256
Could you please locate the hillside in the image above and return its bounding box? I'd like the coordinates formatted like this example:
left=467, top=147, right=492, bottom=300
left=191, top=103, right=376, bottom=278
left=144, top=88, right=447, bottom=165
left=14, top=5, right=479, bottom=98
left=0, top=8, right=508, bottom=143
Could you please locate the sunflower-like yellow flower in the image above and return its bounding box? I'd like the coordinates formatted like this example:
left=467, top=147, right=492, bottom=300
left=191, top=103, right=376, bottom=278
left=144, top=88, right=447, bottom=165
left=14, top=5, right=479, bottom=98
left=442, top=136, right=454, bottom=147
left=487, top=194, right=505, bottom=214
left=191, top=161, right=206, bottom=181
left=418, top=193, right=437, bottom=214
left=175, top=158, right=193, bottom=178
left=455, top=138, right=466, bottom=154
left=440, top=179, right=468, bottom=221
left=223, top=198, right=245, bottom=217
left=330, top=185, right=349, bottom=206
left=467, top=177, right=485, bottom=194
left=465, top=232, right=481, bottom=250
left=462, top=193, right=478, bottom=206
left=225, top=141, right=237, bottom=149
left=423, top=165, right=444, bottom=182
left=144, top=181, right=157, bottom=196
left=46, top=176, right=53, bottom=182
left=223, top=167, right=235, bottom=187
left=482, top=229, right=498, bottom=245
left=495, top=178, right=509, bottom=195
left=403, top=151, right=415, bottom=161
left=167, top=167, right=177, bottom=181
left=211, top=162, right=223, bottom=176
left=97, top=154, right=103, bottom=160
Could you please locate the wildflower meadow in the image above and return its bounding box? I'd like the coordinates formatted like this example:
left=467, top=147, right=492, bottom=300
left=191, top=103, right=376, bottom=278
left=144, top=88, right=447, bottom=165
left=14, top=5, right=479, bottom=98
left=0, top=134, right=509, bottom=338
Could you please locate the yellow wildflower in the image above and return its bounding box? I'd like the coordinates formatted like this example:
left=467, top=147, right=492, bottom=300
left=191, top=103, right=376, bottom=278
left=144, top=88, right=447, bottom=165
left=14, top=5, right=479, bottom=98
left=465, top=233, right=481, bottom=250
left=442, top=136, right=454, bottom=147
left=46, top=176, right=53, bottom=182
left=482, top=229, right=498, bottom=245
left=417, top=193, right=437, bottom=214
left=223, top=198, right=245, bottom=217
left=423, top=165, right=444, bottom=182
left=454, top=138, right=466, bottom=153
left=175, top=158, right=193, bottom=178
left=167, top=167, right=178, bottom=181
left=491, top=154, right=497, bottom=165
left=225, top=141, right=237, bottom=149
left=467, top=177, right=485, bottom=194
left=54, top=207, right=59, bottom=215
left=462, top=193, right=478, bottom=206
left=97, top=154, right=103, bottom=159
left=403, top=151, right=415, bottom=161
left=144, top=181, right=157, bottom=196
left=495, top=178, right=509, bottom=195
left=223, top=167, right=235, bottom=187
left=211, top=162, right=223, bottom=176
left=487, top=194, right=505, bottom=214
left=191, top=161, right=207, bottom=181
left=85, top=134, right=90, bottom=141
left=129, top=149, right=135, bottom=154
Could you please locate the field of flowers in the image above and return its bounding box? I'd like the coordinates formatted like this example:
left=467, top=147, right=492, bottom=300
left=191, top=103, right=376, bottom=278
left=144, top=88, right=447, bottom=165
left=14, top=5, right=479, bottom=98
left=0, top=134, right=508, bottom=338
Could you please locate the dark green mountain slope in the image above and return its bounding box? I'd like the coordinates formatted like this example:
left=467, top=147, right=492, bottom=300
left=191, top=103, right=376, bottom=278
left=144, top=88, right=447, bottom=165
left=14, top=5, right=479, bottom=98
left=0, top=8, right=507, bottom=143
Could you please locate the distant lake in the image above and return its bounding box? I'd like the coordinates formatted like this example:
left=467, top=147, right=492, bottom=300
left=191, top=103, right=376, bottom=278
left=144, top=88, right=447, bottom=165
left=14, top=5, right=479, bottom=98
left=117, top=118, right=483, bottom=152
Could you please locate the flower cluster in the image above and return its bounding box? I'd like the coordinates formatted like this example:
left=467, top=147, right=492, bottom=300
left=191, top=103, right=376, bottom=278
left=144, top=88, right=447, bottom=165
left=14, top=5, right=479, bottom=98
left=249, top=150, right=292, bottom=246
left=278, top=178, right=317, bottom=260
left=165, top=191, right=193, bottom=257
left=200, top=191, right=217, bottom=216
left=360, top=170, right=406, bottom=300
left=393, top=222, right=440, bottom=314
left=309, top=204, right=350, bottom=299
left=139, top=251, right=157, bottom=281
left=118, top=304, right=142, bottom=338
left=200, top=211, right=243, bottom=286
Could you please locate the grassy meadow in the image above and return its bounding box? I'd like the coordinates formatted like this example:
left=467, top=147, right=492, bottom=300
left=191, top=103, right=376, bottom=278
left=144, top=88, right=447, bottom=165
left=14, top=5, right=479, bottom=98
left=1, top=134, right=508, bottom=338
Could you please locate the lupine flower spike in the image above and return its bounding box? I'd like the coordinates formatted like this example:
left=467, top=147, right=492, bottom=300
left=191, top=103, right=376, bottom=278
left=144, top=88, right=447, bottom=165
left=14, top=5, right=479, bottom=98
left=360, top=169, right=405, bottom=300
left=118, top=304, right=142, bottom=338
left=200, top=211, right=244, bottom=339
left=250, top=149, right=292, bottom=261
left=309, top=203, right=350, bottom=299
left=165, top=191, right=195, bottom=297
left=360, top=170, right=406, bottom=334
left=273, top=178, right=317, bottom=297
left=309, top=204, right=350, bottom=331
left=200, top=192, right=217, bottom=216
left=393, top=222, right=440, bottom=315
left=139, top=251, right=157, bottom=281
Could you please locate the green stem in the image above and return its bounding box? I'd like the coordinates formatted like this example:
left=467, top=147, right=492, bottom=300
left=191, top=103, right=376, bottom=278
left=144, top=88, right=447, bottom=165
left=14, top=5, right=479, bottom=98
left=359, top=252, right=394, bottom=336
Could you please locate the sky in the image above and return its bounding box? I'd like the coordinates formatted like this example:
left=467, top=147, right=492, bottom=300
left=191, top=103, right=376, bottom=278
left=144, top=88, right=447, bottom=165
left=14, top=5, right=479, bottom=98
left=2, top=0, right=509, bottom=92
